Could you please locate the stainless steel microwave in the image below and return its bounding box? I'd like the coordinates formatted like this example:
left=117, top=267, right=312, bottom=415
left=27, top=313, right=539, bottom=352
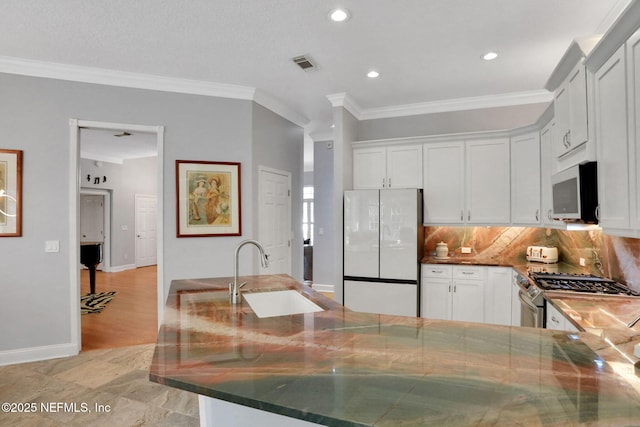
left=551, top=162, right=598, bottom=223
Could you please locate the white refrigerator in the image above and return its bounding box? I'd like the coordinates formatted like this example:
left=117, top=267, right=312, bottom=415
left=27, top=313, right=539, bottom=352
left=343, top=189, right=423, bottom=316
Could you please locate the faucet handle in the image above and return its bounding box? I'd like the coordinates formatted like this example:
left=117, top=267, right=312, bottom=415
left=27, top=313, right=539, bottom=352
left=239, top=282, right=247, bottom=289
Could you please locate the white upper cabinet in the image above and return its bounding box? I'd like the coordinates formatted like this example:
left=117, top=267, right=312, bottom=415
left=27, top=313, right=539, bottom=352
left=546, top=37, right=600, bottom=169
left=352, top=147, right=386, bottom=190
left=423, top=138, right=510, bottom=225
left=554, top=64, right=589, bottom=158
left=466, top=138, right=511, bottom=224
left=422, top=142, right=465, bottom=223
left=353, top=144, right=423, bottom=189
left=510, top=132, right=541, bottom=225
left=539, top=122, right=566, bottom=228
left=631, top=29, right=640, bottom=232
left=594, top=44, right=633, bottom=233
left=585, top=2, right=640, bottom=237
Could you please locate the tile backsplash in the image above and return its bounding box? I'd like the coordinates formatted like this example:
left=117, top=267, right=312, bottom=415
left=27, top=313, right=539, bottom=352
left=424, top=226, right=640, bottom=292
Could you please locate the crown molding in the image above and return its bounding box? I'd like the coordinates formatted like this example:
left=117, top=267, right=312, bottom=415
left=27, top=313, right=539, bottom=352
left=360, top=90, right=553, bottom=120
left=253, top=89, right=309, bottom=127
left=0, top=56, right=309, bottom=128
left=0, top=56, right=256, bottom=98
left=585, top=0, right=640, bottom=72
left=327, top=90, right=552, bottom=122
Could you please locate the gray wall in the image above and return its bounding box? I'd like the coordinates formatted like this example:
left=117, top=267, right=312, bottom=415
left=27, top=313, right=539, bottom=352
left=81, top=156, right=157, bottom=268
left=0, top=72, right=301, bottom=357
left=312, top=140, right=334, bottom=286
left=356, top=103, right=549, bottom=141
left=251, top=103, right=304, bottom=280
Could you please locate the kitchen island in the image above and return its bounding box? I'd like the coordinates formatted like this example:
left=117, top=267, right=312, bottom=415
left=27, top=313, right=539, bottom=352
left=150, top=274, right=640, bottom=426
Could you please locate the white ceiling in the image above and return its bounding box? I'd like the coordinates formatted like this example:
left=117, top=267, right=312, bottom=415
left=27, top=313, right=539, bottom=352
left=0, top=0, right=632, bottom=164
left=79, top=128, right=158, bottom=164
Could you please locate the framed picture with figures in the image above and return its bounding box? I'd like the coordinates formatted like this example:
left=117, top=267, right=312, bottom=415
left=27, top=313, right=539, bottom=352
left=0, top=149, right=22, bottom=237
left=176, top=160, right=241, bottom=237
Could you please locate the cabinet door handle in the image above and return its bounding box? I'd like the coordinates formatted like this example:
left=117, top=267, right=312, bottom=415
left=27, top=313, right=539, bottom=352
left=595, top=205, right=600, bottom=220
left=448, top=285, right=451, bottom=292
left=462, top=271, right=474, bottom=275
left=388, top=178, right=391, bottom=188
left=547, top=209, right=553, bottom=221
left=468, top=211, right=471, bottom=221
left=453, top=285, right=457, bottom=293
left=460, top=210, right=464, bottom=221
left=382, top=178, right=386, bottom=188
left=566, top=130, right=571, bottom=146
left=535, top=209, right=539, bottom=222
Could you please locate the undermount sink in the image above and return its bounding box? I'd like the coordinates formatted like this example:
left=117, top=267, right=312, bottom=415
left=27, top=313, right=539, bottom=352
left=243, top=290, right=324, bottom=318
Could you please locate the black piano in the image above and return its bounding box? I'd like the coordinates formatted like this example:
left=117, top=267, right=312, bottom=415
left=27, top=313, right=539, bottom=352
left=80, top=243, right=103, bottom=294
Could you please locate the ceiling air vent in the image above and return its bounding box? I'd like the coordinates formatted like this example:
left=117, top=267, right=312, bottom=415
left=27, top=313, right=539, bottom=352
left=292, top=55, right=317, bottom=72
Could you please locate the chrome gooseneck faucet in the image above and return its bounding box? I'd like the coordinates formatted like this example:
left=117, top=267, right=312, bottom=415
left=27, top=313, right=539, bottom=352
left=230, top=239, right=270, bottom=304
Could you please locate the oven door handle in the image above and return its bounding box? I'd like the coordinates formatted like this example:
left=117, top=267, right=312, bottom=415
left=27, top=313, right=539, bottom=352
left=518, top=290, right=539, bottom=312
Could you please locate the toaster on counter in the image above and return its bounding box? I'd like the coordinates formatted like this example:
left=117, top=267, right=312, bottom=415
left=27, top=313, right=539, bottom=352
left=526, top=246, right=558, bottom=263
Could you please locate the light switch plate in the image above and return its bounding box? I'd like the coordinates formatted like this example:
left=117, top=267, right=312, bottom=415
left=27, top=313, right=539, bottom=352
left=461, top=247, right=471, bottom=254
left=45, top=240, right=60, bottom=253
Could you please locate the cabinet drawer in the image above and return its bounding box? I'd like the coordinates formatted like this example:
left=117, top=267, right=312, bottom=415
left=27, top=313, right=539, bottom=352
left=453, top=265, right=486, bottom=280
left=422, top=264, right=453, bottom=278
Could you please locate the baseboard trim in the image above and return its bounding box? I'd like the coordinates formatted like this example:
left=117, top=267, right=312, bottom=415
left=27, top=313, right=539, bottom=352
left=0, top=343, right=78, bottom=367
left=311, top=283, right=334, bottom=293
left=110, top=263, right=137, bottom=273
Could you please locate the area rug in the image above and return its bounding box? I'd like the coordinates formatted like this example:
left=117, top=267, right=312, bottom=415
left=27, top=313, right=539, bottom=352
left=81, top=291, right=117, bottom=314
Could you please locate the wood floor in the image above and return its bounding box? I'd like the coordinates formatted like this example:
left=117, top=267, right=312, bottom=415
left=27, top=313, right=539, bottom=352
left=81, top=266, right=158, bottom=351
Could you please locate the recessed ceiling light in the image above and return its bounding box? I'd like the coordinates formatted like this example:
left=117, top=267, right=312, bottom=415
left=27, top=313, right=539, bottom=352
left=367, top=70, right=380, bottom=78
left=329, top=8, right=350, bottom=22
left=483, top=52, right=498, bottom=61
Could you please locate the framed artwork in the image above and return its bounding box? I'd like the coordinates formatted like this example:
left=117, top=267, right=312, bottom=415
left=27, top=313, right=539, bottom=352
left=176, top=160, right=241, bottom=237
left=0, top=149, right=22, bottom=237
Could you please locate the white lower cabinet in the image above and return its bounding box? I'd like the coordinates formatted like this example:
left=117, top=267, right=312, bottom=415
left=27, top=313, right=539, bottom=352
left=421, top=264, right=485, bottom=323
left=484, top=267, right=513, bottom=326
left=546, top=302, right=579, bottom=332
left=423, top=265, right=524, bottom=327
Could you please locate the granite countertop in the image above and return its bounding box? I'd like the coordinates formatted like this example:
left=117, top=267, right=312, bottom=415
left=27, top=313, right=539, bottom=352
left=150, top=274, right=640, bottom=426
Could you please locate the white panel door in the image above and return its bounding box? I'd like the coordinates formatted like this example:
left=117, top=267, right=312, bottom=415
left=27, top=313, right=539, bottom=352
left=423, top=142, right=465, bottom=224
left=80, top=194, right=104, bottom=243
left=343, top=190, right=379, bottom=278
left=135, top=194, right=157, bottom=267
left=379, top=189, right=418, bottom=281
left=259, top=168, right=291, bottom=275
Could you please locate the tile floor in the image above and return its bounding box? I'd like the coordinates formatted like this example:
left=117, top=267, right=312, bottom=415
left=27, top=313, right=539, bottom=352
left=0, top=344, right=198, bottom=426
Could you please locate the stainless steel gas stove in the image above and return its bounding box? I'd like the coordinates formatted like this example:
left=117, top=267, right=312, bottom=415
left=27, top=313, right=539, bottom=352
left=529, top=272, right=640, bottom=297
left=517, top=271, right=639, bottom=329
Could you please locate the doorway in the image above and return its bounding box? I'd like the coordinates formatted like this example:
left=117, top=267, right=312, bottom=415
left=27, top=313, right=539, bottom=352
left=80, top=189, right=111, bottom=271
left=69, top=119, right=164, bottom=353
left=258, top=166, right=292, bottom=275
